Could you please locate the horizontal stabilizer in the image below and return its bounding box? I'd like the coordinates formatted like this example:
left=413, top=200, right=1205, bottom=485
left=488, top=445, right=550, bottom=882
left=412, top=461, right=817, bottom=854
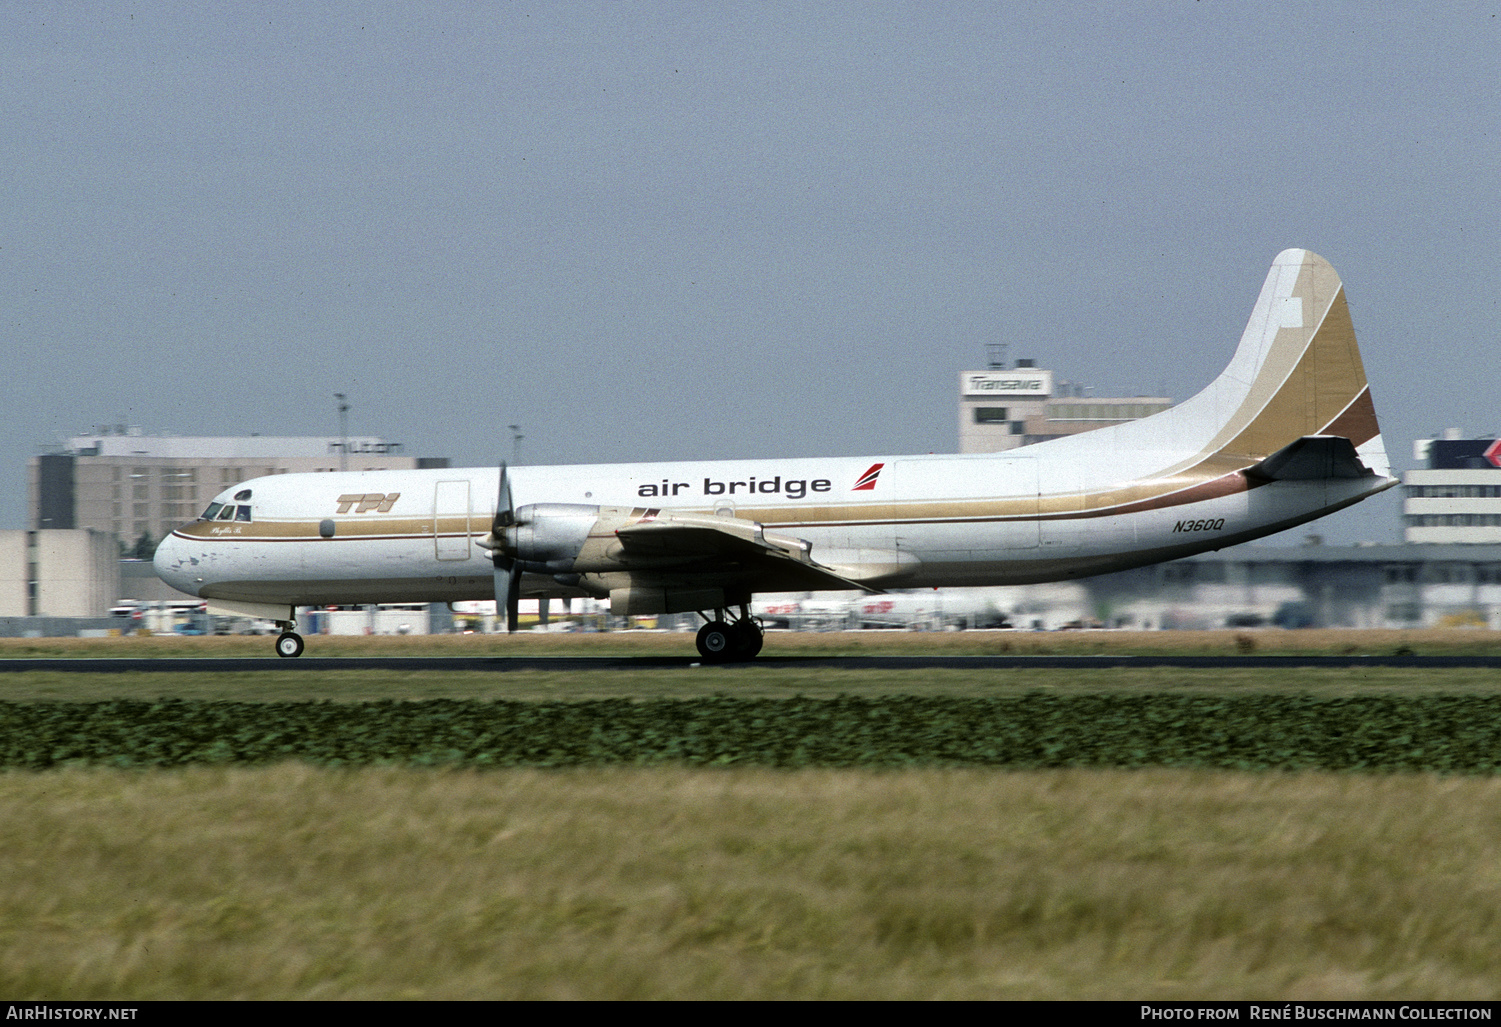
left=1248, top=435, right=1374, bottom=481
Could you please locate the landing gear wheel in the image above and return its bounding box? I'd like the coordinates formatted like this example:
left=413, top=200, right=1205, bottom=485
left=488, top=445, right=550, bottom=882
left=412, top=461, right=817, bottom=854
left=730, top=619, right=763, bottom=660
left=275, top=632, right=305, bottom=659
left=696, top=621, right=733, bottom=662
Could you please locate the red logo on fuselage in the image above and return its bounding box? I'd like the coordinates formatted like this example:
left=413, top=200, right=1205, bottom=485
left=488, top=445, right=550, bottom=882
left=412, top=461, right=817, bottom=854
left=853, top=463, right=885, bottom=490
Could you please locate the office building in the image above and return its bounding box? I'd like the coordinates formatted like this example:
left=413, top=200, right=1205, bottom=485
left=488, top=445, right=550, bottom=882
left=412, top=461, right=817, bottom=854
left=958, top=354, right=1171, bottom=453
left=1403, top=435, right=1501, bottom=544
left=29, top=428, right=448, bottom=549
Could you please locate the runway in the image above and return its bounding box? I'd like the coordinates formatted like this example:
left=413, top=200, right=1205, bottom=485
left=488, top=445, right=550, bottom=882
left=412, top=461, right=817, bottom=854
left=3, top=654, right=1500, bottom=673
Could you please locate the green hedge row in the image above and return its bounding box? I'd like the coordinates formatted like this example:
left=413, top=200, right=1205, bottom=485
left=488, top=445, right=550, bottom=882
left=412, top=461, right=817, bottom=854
left=4, top=695, right=1501, bottom=771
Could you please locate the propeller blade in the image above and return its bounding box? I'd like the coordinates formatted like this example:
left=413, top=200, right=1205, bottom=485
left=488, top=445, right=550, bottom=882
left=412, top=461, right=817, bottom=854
left=506, top=564, right=522, bottom=633
left=490, top=458, right=520, bottom=630
left=492, top=564, right=507, bottom=626
left=487, top=461, right=515, bottom=566
left=489, top=458, right=526, bottom=632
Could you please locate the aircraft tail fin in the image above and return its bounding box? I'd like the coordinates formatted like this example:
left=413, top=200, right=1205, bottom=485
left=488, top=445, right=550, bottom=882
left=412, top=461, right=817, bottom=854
left=1169, top=248, right=1390, bottom=479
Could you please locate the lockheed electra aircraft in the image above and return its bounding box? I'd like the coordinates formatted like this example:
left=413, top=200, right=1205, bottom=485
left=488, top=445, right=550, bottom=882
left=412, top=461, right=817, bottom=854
left=155, top=249, right=1395, bottom=661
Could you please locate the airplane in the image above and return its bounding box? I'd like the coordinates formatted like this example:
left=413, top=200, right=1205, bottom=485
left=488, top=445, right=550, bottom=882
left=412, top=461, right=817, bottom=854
left=849, top=589, right=1013, bottom=631
left=154, top=249, right=1396, bottom=662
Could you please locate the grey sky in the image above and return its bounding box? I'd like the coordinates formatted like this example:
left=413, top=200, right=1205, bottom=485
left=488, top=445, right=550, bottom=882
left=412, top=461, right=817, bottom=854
left=5, top=1, right=1498, bottom=544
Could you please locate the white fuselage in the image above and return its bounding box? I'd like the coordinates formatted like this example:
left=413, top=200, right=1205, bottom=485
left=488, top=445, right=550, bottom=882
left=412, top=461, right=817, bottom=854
left=152, top=449, right=1394, bottom=612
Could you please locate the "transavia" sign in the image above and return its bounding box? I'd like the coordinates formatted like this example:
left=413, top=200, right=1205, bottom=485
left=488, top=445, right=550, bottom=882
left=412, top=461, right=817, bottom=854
left=961, top=370, right=1053, bottom=398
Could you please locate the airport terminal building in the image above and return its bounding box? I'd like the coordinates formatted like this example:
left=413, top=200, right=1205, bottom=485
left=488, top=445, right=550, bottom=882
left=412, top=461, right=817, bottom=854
left=1403, top=436, right=1501, bottom=544
left=958, top=356, right=1171, bottom=454
left=29, top=429, right=448, bottom=551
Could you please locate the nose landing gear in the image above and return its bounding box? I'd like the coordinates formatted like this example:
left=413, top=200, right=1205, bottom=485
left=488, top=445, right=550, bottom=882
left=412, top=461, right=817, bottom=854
left=694, top=606, right=763, bottom=663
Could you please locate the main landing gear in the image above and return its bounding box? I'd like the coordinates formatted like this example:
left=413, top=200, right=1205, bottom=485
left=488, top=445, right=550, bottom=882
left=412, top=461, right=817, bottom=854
left=274, top=621, right=304, bottom=659
left=695, top=606, right=763, bottom=663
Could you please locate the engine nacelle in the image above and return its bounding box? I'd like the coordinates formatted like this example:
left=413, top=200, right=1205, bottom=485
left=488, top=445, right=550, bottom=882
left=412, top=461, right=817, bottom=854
left=505, top=503, right=599, bottom=571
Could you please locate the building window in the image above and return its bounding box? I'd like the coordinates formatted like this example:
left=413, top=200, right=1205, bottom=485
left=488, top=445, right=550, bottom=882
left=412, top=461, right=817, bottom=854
left=1047, top=402, right=1170, bottom=422
left=1406, top=484, right=1501, bottom=498
left=1385, top=603, right=1422, bottom=622
left=1406, top=514, right=1501, bottom=528
left=973, top=407, right=1010, bottom=424
left=1250, top=565, right=1293, bottom=585
left=1426, top=565, right=1471, bottom=584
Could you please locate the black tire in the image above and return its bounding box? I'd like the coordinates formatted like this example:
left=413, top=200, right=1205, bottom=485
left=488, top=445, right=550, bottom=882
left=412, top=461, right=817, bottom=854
left=695, top=621, right=733, bottom=662
left=275, top=632, right=305, bottom=658
left=731, top=619, right=763, bottom=660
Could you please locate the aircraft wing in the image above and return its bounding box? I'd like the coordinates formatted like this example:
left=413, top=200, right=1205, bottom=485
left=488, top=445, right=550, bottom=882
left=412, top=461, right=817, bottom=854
left=613, top=514, right=888, bottom=593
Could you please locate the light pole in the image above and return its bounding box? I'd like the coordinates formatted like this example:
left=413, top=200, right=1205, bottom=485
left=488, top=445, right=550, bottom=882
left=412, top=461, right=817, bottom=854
left=334, top=393, right=349, bottom=472
left=509, top=424, right=523, bottom=465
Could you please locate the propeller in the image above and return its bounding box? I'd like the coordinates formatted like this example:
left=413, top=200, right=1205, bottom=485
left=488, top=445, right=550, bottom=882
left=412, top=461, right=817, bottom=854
left=490, top=461, right=522, bottom=632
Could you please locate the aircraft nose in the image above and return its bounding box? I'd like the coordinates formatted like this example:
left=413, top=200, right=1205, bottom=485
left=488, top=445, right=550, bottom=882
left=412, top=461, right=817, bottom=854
left=153, top=532, right=202, bottom=597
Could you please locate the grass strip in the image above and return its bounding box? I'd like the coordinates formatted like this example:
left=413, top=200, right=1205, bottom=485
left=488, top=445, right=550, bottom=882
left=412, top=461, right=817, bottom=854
left=6, top=693, right=1501, bottom=771
left=5, top=627, right=1501, bottom=659
left=4, top=666, right=1500, bottom=703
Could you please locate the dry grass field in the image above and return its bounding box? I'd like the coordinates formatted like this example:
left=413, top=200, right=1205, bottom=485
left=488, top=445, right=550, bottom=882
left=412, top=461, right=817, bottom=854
left=5, top=629, right=1499, bottom=999
left=2, top=765, right=1500, bottom=1000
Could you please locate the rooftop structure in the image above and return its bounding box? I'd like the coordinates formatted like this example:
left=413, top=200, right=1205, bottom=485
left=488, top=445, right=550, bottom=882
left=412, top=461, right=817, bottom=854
left=1403, top=433, right=1501, bottom=544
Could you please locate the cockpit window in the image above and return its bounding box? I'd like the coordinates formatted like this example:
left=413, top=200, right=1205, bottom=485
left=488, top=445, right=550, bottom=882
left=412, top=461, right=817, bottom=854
left=234, top=505, right=252, bottom=522
left=201, top=502, right=225, bottom=521
left=217, top=505, right=236, bottom=520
